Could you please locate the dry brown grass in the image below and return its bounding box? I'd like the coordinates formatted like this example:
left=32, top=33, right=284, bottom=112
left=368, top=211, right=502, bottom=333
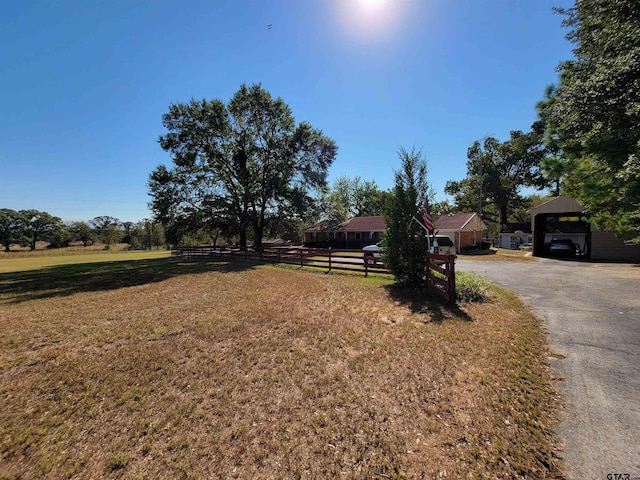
left=0, top=257, right=562, bottom=479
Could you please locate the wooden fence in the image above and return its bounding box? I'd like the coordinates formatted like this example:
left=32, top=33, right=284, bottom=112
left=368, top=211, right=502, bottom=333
left=171, top=245, right=390, bottom=277
left=172, top=246, right=458, bottom=303
left=425, top=252, right=456, bottom=305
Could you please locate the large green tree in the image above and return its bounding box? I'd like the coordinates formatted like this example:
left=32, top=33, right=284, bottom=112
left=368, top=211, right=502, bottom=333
left=0, top=209, right=23, bottom=252
left=383, top=147, right=433, bottom=287
left=536, top=85, right=572, bottom=197
left=91, top=216, right=122, bottom=248
left=19, top=210, right=62, bottom=251
left=150, top=84, right=337, bottom=247
left=70, top=221, right=96, bottom=247
left=542, top=0, right=640, bottom=241
left=445, top=129, right=546, bottom=228
left=320, top=175, right=389, bottom=226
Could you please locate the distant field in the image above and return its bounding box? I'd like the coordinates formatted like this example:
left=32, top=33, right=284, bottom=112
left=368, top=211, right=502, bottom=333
left=0, top=247, right=170, bottom=274
left=0, top=254, right=562, bottom=478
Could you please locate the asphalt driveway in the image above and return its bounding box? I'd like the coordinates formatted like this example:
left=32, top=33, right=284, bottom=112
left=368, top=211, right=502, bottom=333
left=457, top=258, right=640, bottom=480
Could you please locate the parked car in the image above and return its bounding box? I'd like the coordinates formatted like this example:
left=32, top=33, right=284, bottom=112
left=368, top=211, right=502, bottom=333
left=429, top=235, right=456, bottom=256
left=362, top=235, right=456, bottom=265
left=362, top=241, right=383, bottom=265
left=547, top=238, right=579, bottom=257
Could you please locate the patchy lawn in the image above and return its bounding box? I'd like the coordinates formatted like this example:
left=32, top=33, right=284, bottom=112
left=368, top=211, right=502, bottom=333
left=0, top=257, right=562, bottom=479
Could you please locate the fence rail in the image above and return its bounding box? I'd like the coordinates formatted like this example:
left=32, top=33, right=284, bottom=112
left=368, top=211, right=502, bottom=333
left=171, top=245, right=390, bottom=277
left=172, top=246, right=457, bottom=303
left=425, top=253, right=456, bottom=305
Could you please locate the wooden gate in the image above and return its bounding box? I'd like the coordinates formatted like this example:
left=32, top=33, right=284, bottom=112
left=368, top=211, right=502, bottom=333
left=425, top=253, right=456, bottom=305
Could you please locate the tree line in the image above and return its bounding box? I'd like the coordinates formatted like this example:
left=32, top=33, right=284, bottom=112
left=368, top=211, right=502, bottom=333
left=146, top=82, right=548, bottom=245
left=0, top=209, right=165, bottom=252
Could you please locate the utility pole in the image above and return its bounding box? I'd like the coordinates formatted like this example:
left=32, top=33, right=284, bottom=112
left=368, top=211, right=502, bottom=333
left=477, top=157, right=483, bottom=218
left=477, top=134, right=492, bottom=220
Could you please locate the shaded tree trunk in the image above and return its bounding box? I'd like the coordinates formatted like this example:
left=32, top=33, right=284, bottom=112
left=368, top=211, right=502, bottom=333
left=500, top=204, right=508, bottom=226
left=253, top=222, right=264, bottom=248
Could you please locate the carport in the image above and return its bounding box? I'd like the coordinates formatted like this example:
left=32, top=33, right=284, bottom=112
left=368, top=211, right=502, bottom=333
left=530, top=197, right=591, bottom=258
left=530, top=196, right=640, bottom=262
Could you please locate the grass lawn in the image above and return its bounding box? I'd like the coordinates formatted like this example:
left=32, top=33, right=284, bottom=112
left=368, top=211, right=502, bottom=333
left=0, top=245, right=170, bottom=274
left=0, top=254, right=562, bottom=479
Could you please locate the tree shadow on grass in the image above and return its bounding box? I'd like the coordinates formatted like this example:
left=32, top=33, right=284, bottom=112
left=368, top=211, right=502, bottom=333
left=383, top=284, right=473, bottom=323
left=0, top=257, right=259, bottom=304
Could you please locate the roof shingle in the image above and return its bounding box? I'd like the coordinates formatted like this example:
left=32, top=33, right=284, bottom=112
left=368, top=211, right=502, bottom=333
left=337, top=216, right=386, bottom=232
left=434, top=213, right=476, bottom=230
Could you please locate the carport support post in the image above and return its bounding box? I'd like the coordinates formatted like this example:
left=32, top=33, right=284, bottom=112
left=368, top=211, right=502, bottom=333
left=533, top=214, right=546, bottom=257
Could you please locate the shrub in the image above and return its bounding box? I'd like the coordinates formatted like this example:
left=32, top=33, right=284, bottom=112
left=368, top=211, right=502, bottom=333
left=455, top=271, right=492, bottom=302
left=384, top=147, right=432, bottom=287
left=129, top=236, right=142, bottom=250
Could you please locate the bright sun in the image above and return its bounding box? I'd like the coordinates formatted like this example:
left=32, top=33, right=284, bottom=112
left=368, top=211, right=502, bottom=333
left=335, top=0, right=405, bottom=42
left=357, top=0, right=388, bottom=13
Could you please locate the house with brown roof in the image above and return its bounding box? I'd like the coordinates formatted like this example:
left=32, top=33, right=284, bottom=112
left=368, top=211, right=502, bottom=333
left=304, top=216, right=386, bottom=248
left=434, top=212, right=487, bottom=253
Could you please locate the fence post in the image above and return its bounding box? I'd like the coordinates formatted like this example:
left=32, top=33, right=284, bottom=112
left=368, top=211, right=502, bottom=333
left=328, top=248, right=332, bottom=272
left=448, top=255, right=456, bottom=305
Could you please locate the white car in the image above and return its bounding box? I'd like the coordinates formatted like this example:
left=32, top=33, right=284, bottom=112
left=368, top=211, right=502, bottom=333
left=362, top=236, right=456, bottom=265
left=362, top=241, right=383, bottom=265
left=429, top=235, right=456, bottom=256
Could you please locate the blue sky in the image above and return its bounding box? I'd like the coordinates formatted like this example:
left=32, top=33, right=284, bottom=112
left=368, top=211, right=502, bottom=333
left=1, top=0, right=574, bottom=223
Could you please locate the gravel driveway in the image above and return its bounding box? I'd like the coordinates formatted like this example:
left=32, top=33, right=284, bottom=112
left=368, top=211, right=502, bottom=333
left=457, top=258, right=640, bottom=480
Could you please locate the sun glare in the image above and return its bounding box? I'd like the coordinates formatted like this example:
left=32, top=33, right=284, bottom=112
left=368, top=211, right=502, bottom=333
left=357, top=0, right=388, bottom=13
left=334, top=0, right=409, bottom=44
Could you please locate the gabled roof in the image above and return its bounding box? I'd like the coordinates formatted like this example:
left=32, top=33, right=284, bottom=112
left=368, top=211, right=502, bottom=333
left=434, top=212, right=478, bottom=231
left=304, top=216, right=387, bottom=233
left=304, top=220, right=332, bottom=232
left=529, top=196, right=584, bottom=216
left=337, top=216, right=386, bottom=232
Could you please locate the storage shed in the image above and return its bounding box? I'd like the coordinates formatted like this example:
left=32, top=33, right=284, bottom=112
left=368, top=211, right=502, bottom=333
left=499, top=222, right=532, bottom=250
